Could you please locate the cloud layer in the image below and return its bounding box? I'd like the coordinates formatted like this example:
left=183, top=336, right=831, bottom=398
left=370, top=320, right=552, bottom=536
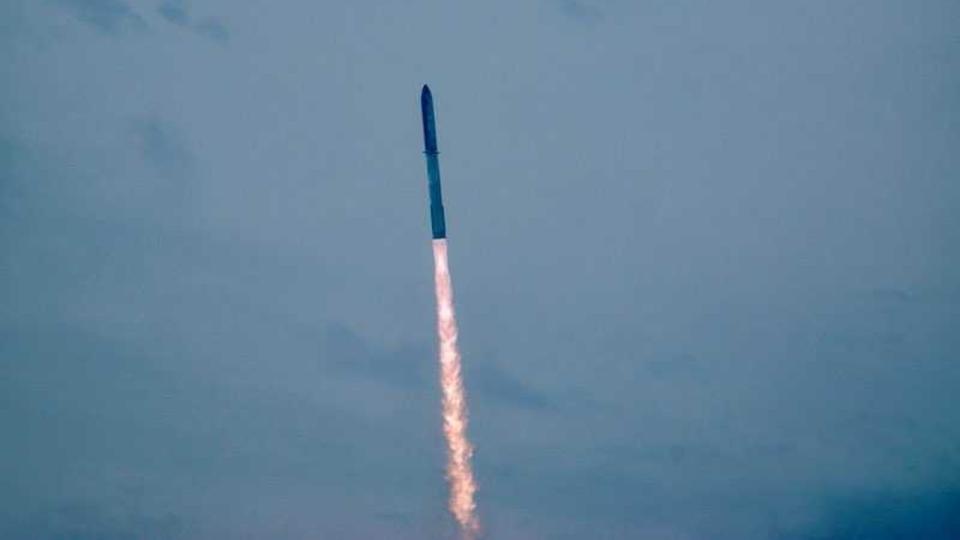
left=3, top=1, right=959, bottom=538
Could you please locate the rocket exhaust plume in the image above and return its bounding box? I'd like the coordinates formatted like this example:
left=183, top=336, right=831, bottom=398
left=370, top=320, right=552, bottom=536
left=421, top=85, right=480, bottom=539
left=433, top=239, right=479, bottom=538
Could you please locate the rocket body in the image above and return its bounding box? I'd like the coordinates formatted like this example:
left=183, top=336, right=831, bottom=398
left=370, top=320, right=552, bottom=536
left=420, top=84, right=481, bottom=537
left=421, top=85, right=447, bottom=239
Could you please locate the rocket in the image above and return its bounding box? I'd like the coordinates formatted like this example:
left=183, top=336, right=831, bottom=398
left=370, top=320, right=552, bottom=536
left=421, top=85, right=446, bottom=239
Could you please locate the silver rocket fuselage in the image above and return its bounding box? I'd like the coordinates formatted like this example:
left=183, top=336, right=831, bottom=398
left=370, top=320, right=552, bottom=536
left=421, top=85, right=447, bottom=239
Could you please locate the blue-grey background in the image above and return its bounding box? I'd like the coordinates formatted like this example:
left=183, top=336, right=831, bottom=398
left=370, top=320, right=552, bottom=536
left=2, top=1, right=958, bottom=538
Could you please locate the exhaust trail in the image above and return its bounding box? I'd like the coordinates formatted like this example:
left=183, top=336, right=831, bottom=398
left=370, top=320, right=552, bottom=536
left=420, top=85, right=480, bottom=538
left=433, top=238, right=479, bottom=539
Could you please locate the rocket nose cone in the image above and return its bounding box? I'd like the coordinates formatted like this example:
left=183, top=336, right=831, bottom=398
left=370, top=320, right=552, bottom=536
left=421, top=85, right=438, bottom=154
left=421, top=85, right=433, bottom=108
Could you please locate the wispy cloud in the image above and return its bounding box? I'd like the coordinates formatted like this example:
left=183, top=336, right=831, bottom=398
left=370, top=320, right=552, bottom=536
left=319, top=323, right=431, bottom=387
left=156, top=0, right=187, bottom=26
left=554, top=0, right=603, bottom=24
left=194, top=17, right=229, bottom=43
left=130, top=117, right=195, bottom=179
left=3, top=501, right=184, bottom=540
left=156, top=0, right=229, bottom=43
left=53, top=0, right=145, bottom=35
left=471, top=363, right=551, bottom=411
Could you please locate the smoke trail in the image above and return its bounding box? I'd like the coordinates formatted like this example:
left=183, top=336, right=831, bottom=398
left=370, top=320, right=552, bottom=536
left=432, top=238, right=480, bottom=539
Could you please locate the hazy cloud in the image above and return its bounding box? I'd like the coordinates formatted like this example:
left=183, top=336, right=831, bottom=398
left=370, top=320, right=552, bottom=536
left=553, top=0, right=603, bottom=23
left=194, top=17, right=228, bottom=43
left=53, top=0, right=144, bottom=35
left=797, top=490, right=960, bottom=540
left=470, top=363, right=551, bottom=411
left=3, top=502, right=184, bottom=540
left=3, top=1, right=959, bottom=537
left=156, top=0, right=229, bottom=42
left=131, top=117, right=195, bottom=179
left=156, top=0, right=187, bottom=26
left=320, top=323, right=432, bottom=387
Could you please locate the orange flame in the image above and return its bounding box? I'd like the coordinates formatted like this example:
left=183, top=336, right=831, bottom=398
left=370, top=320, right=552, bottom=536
left=433, top=239, right=480, bottom=539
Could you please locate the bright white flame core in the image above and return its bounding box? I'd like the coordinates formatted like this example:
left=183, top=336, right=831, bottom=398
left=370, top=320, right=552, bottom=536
left=432, top=239, right=480, bottom=539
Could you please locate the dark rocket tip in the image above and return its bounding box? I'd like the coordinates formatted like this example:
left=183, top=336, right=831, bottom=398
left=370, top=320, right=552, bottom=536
left=421, top=84, right=438, bottom=154
left=422, top=85, right=435, bottom=109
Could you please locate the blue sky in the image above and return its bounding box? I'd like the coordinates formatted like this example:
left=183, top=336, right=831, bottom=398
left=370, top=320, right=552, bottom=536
left=2, top=1, right=958, bottom=538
